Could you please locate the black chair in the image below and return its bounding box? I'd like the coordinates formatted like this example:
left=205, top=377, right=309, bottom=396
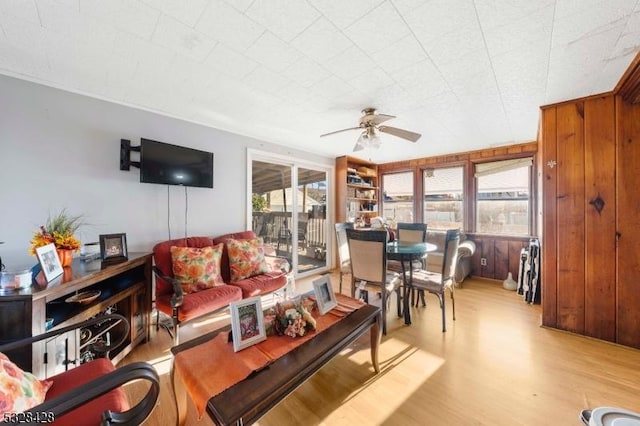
left=408, top=229, right=460, bottom=332
left=346, top=229, right=402, bottom=335
left=0, top=314, right=160, bottom=425
left=387, top=223, right=428, bottom=306
left=334, top=222, right=354, bottom=294
left=276, top=218, right=308, bottom=253
left=396, top=222, right=427, bottom=242
left=387, top=222, right=428, bottom=273
left=253, top=212, right=274, bottom=243
left=297, top=220, right=308, bottom=250
left=276, top=226, right=292, bottom=254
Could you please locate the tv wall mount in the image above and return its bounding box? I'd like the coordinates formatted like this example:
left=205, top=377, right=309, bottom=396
left=120, top=139, right=140, bottom=171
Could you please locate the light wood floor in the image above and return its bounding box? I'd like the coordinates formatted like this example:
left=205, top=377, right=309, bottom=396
left=122, top=274, right=640, bottom=425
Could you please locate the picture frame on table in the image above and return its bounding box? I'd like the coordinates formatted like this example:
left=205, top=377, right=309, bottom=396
left=230, top=296, right=266, bottom=352
left=313, top=275, right=337, bottom=315
left=35, top=243, right=63, bottom=282
left=99, top=233, right=128, bottom=264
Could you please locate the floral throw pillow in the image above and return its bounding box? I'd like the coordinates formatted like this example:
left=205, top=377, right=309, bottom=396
left=227, top=237, right=270, bottom=282
left=0, top=352, right=52, bottom=416
left=171, top=244, right=224, bottom=294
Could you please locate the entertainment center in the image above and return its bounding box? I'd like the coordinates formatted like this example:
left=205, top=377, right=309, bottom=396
left=0, top=253, right=152, bottom=378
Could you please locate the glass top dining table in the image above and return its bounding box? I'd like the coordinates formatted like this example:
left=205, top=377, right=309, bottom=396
left=387, top=241, right=438, bottom=325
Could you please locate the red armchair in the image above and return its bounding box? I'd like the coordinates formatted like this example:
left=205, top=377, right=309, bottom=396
left=0, top=314, right=159, bottom=426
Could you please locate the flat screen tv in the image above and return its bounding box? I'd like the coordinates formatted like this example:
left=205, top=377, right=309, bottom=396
left=140, top=138, right=213, bottom=188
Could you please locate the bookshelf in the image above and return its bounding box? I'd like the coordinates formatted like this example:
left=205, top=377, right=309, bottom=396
left=335, top=156, right=379, bottom=225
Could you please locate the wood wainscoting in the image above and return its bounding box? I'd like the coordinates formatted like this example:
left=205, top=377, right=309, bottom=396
left=466, top=234, right=530, bottom=282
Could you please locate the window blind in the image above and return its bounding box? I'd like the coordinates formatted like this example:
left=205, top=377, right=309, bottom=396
left=474, top=157, right=533, bottom=177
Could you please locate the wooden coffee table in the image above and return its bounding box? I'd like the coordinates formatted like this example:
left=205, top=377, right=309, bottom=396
left=170, top=303, right=381, bottom=426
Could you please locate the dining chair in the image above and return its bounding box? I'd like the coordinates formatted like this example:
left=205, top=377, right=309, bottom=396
left=387, top=223, right=428, bottom=306
left=334, top=222, right=354, bottom=294
left=387, top=223, right=428, bottom=273
left=346, top=229, right=402, bottom=335
left=408, top=228, right=460, bottom=332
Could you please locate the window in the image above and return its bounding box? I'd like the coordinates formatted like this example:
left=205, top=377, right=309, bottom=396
left=382, top=172, right=414, bottom=224
left=475, top=158, right=532, bottom=235
left=423, top=166, right=464, bottom=230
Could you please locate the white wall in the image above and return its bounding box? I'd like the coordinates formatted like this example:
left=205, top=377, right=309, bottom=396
left=0, top=75, right=332, bottom=269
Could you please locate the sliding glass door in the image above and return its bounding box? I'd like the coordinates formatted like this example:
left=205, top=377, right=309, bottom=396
left=249, top=152, right=330, bottom=277
left=296, top=166, right=327, bottom=275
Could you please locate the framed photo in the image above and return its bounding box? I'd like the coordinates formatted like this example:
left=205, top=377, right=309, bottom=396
left=99, top=233, right=128, bottom=263
left=35, top=243, right=63, bottom=282
left=229, top=296, right=266, bottom=352
left=313, top=275, right=337, bottom=315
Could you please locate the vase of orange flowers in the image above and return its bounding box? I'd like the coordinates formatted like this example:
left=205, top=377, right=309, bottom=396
left=29, top=210, right=84, bottom=267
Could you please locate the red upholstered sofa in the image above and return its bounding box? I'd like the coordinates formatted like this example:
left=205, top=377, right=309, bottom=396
left=153, top=231, right=289, bottom=343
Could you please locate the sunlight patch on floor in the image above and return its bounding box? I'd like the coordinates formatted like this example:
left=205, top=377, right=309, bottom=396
left=143, top=354, right=173, bottom=375
left=331, top=335, right=445, bottom=422
left=189, top=313, right=231, bottom=329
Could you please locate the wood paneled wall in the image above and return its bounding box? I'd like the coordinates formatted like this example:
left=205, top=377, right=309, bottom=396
left=466, top=234, right=530, bottom=281
left=584, top=97, right=616, bottom=341
left=540, top=85, right=640, bottom=348
left=378, top=142, right=538, bottom=172
left=540, top=107, right=558, bottom=327
left=557, top=101, right=587, bottom=334
left=615, top=96, right=640, bottom=347
left=378, top=142, right=538, bottom=281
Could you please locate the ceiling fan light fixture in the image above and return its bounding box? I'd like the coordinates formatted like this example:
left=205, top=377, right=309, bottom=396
left=354, top=127, right=381, bottom=151
left=357, top=130, right=367, bottom=143
left=369, top=132, right=381, bottom=149
left=320, top=108, right=421, bottom=152
left=354, top=130, right=367, bottom=151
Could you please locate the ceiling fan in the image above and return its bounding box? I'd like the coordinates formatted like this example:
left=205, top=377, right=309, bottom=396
left=320, top=108, right=421, bottom=152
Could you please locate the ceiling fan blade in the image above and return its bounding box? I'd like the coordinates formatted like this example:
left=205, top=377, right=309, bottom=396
left=378, top=126, right=422, bottom=142
left=320, top=126, right=362, bottom=137
left=362, top=113, right=395, bottom=126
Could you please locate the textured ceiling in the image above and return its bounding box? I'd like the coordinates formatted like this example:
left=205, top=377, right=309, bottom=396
left=1, top=0, right=639, bottom=163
